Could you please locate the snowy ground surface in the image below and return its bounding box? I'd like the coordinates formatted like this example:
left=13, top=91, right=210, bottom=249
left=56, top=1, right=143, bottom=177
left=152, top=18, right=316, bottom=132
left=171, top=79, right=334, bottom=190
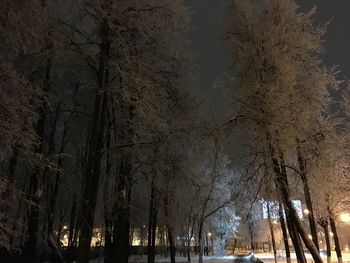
left=85, top=251, right=350, bottom=263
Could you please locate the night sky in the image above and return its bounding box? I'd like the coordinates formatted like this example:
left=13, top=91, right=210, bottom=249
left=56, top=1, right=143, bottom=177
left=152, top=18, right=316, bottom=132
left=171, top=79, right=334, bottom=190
left=186, top=0, right=350, bottom=116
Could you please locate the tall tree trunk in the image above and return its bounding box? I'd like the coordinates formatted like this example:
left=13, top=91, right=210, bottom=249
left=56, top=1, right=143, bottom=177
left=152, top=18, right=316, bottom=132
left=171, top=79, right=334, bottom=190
left=248, top=215, right=254, bottom=252
left=329, top=214, right=342, bottom=263
left=67, top=194, right=76, bottom=263
left=268, top=138, right=322, bottom=263
left=296, top=140, right=319, bottom=250
left=47, top=125, right=66, bottom=238
left=198, top=220, right=204, bottom=263
left=267, top=203, right=277, bottom=263
left=186, top=206, right=195, bottom=263
left=113, top=103, right=135, bottom=263
left=114, top=179, right=132, bottom=263
left=278, top=202, right=291, bottom=263
left=232, top=238, right=238, bottom=254
left=277, top=148, right=303, bottom=263
left=77, top=16, right=110, bottom=263
left=103, top=110, right=113, bottom=263
left=319, top=219, right=331, bottom=263
left=148, top=173, right=159, bottom=263
left=23, top=165, right=42, bottom=263
left=164, top=186, right=176, bottom=263
left=285, top=208, right=306, bottom=263
left=23, top=67, right=50, bottom=263
left=23, top=17, right=54, bottom=261
left=112, top=95, right=136, bottom=263
left=167, top=223, right=176, bottom=263
left=2, top=149, right=18, bottom=247
left=186, top=220, right=195, bottom=263
left=48, top=87, right=78, bottom=242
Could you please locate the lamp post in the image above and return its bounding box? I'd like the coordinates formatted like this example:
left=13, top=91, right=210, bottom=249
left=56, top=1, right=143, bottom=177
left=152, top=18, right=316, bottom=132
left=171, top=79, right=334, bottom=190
left=207, top=232, right=212, bottom=255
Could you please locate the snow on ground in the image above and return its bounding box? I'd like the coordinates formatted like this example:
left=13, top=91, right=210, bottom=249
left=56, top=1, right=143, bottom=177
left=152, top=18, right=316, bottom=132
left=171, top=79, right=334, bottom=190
left=249, top=251, right=350, bottom=263
left=86, top=251, right=350, bottom=263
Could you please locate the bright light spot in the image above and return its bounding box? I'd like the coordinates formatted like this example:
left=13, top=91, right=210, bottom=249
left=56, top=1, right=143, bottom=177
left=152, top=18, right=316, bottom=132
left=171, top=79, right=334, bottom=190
left=143, top=225, right=146, bottom=228
left=330, top=232, right=334, bottom=237
left=304, top=209, right=310, bottom=215
left=64, top=234, right=68, bottom=239
left=340, top=213, right=350, bottom=223
left=208, top=232, right=212, bottom=237
left=63, top=225, right=68, bottom=230
left=308, top=235, right=312, bottom=240
left=273, top=220, right=278, bottom=224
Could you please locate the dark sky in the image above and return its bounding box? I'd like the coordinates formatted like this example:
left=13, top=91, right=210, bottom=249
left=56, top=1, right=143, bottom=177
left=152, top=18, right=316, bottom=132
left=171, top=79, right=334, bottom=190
left=185, top=0, right=350, bottom=117
left=185, top=0, right=232, bottom=117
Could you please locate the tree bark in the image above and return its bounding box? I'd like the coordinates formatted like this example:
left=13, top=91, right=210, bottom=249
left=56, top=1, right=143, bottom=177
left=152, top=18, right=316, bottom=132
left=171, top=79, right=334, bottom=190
left=277, top=147, right=304, bottom=263
left=248, top=214, right=254, bottom=252
left=114, top=179, right=132, bottom=263
left=267, top=203, right=277, bottom=263
left=296, top=140, right=319, bottom=251
left=268, top=138, right=322, bottom=263
left=232, top=238, right=238, bottom=254
left=164, top=185, right=176, bottom=263
left=67, top=194, right=76, bottom=263
left=23, top=52, right=52, bottom=263
left=148, top=173, right=159, bottom=263
left=77, top=16, right=110, bottom=263
left=278, top=202, right=291, bottom=263
left=330, top=214, right=342, bottom=263
left=112, top=88, right=136, bottom=263
left=198, top=220, right=204, bottom=263
left=286, top=212, right=306, bottom=263
left=103, top=110, right=113, bottom=263
left=319, top=219, right=331, bottom=263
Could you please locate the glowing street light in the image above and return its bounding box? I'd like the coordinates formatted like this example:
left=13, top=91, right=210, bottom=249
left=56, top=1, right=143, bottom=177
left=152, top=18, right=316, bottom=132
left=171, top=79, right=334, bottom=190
left=339, top=213, right=350, bottom=223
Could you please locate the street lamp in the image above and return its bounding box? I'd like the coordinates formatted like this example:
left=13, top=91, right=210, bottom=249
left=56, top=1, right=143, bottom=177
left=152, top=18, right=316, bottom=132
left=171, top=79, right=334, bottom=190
left=207, top=232, right=213, bottom=255
left=339, top=213, right=350, bottom=223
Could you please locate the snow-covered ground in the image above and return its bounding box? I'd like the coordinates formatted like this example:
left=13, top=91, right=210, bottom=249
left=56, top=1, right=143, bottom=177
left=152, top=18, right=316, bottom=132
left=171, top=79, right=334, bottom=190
left=86, top=251, right=350, bottom=263
left=255, top=251, right=350, bottom=263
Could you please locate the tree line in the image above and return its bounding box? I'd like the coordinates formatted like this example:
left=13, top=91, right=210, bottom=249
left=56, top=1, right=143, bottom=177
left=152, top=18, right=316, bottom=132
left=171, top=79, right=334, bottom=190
left=1, top=1, right=350, bottom=263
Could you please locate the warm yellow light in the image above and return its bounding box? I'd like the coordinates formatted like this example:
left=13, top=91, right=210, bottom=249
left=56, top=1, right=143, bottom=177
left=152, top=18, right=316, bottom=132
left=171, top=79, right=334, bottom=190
left=64, top=234, right=68, bottom=239
left=330, top=232, right=334, bottom=237
left=208, top=232, right=212, bottom=237
left=63, top=225, right=68, bottom=230
left=273, top=220, right=278, bottom=224
left=308, top=234, right=312, bottom=240
left=304, top=209, right=310, bottom=215
left=340, top=213, right=350, bottom=223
